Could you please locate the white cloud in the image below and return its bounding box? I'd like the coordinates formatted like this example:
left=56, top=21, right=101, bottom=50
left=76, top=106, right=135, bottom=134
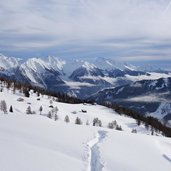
left=1, top=0, right=171, bottom=60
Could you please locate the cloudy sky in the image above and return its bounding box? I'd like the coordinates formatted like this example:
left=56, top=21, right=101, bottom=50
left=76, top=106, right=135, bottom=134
left=1, top=0, right=171, bottom=62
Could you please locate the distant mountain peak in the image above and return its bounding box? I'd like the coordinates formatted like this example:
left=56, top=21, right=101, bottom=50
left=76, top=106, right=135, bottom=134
left=124, top=63, right=138, bottom=71
left=82, top=62, right=97, bottom=71
left=46, top=56, right=66, bottom=71
left=0, top=54, right=21, bottom=69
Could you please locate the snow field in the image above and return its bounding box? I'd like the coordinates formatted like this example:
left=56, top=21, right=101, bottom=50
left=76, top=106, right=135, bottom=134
left=0, top=86, right=171, bottom=171
left=99, top=131, right=171, bottom=171
left=0, top=87, right=155, bottom=135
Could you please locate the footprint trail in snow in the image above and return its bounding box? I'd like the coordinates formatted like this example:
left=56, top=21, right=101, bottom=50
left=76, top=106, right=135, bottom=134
left=86, top=130, right=107, bottom=171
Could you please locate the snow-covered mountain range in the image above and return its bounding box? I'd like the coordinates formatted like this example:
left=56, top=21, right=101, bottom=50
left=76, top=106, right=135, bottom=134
left=1, top=53, right=171, bottom=98
left=89, top=77, right=171, bottom=123
left=1, top=53, right=171, bottom=122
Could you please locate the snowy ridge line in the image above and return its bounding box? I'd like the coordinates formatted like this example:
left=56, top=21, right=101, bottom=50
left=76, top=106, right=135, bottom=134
left=86, top=130, right=107, bottom=171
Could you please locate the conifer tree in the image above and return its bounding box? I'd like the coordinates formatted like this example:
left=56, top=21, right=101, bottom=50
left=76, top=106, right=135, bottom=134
left=9, top=105, right=13, bottom=113
left=86, top=120, right=89, bottom=125
left=64, top=115, right=70, bottom=123
left=0, top=100, right=7, bottom=114
left=24, top=89, right=30, bottom=97
left=116, top=125, right=122, bottom=131
left=108, top=121, right=116, bottom=129
left=54, top=106, right=59, bottom=114
left=93, top=117, right=102, bottom=127
left=26, top=106, right=32, bottom=114
left=75, top=117, right=82, bottom=125
left=54, top=114, right=58, bottom=121
left=48, top=111, right=52, bottom=119
left=131, top=129, right=137, bottom=133
left=39, top=106, right=43, bottom=115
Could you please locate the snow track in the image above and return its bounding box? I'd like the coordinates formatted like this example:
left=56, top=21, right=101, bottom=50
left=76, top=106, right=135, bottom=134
left=87, top=130, right=107, bottom=171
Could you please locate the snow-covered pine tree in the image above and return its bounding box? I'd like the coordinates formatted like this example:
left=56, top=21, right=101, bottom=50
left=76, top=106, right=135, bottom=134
left=93, top=117, right=102, bottom=127
left=54, top=114, right=58, bottom=121
left=0, top=100, right=8, bottom=114
left=64, top=115, right=70, bottom=123
left=26, top=106, right=32, bottom=114
left=108, top=120, right=117, bottom=129
left=131, top=129, right=137, bottom=133
left=75, top=117, right=82, bottom=125
left=48, top=111, right=52, bottom=119
left=86, top=120, right=89, bottom=125
left=54, top=106, right=59, bottom=114
left=116, top=125, right=122, bottom=131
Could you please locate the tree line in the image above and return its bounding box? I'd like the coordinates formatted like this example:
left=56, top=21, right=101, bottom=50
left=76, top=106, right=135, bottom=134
left=103, top=102, right=171, bottom=137
left=0, top=77, right=83, bottom=104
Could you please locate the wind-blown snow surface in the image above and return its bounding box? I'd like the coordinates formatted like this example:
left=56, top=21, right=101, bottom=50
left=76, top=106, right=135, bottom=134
left=0, top=88, right=171, bottom=171
left=99, top=132, right=171, bottom=171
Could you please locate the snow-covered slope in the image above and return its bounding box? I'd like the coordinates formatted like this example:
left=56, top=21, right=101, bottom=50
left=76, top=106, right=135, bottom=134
left=0, top=84, right=171, bottom=171
left=19, top=57, right=65, bottom=87
left=99, top=131, right=171, bottom=171
left=69, top=62, right=112, bottom=86
left=0, top=84, right=152, bottom=134
left=70, top=62, right=104, bottom=78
